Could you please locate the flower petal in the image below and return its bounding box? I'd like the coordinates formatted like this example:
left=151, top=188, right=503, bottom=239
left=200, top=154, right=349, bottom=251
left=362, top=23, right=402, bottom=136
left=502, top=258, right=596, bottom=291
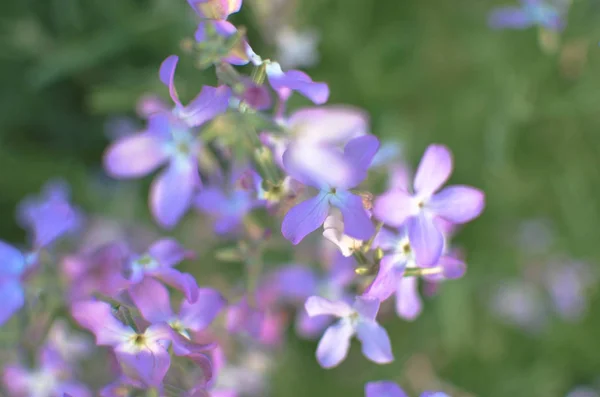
left=148, top=238, right=192, bottom=268
left=0, top=279, right=24, bottom=325
left=266, top=63, right=329, bottom=104
left=428, top=185, right=485, bottom=224
left=179, top=85, right=231, bottom=127
left=316, top=320, right=354, bottom=368
left=395, top=276, right=423, bottom=320
left=414, top=144, right=453, bottom=197
left=104, top=132, right=168, bottom=178
left=281, top=192, right=330, bottom=245
left=179, top=288, right=226, bottom=331
left=356, top=320, right=394, bottom=364
left=373, top=189, right=417, bottom=227
left=365, top=381, right=408, bottom=397
left=151, top=267, right=199, bottom=303
left=159, top=55, right=181, bottom=106
left=343, top=135, right=380, bottom=176
left=488, top=7, right=532, bottom=29
left=288, top=106, right=368, bottom=145
left=114, top=341, right=170, bottom=388
left=71, top=301, right=135, bottom=346
left=363, top=254, right=405, bottom=302
left=0, top=241, right=25, bottom=276
left=150, top=159, right=199, bottom=229
left=295, top=309, right=333, bottom=339
left=353, top=296, right=381, bottom=321
left=330, top=191, right=374, bottom=241
left=438, top=255, right=467, bottom=279
left=129, top=277, right=173, bottom=323
left=271, top=265, right=318, bottom=302
left=407, top=213, right=444, bottom=267
left=305, top=296, right=353, bottom=318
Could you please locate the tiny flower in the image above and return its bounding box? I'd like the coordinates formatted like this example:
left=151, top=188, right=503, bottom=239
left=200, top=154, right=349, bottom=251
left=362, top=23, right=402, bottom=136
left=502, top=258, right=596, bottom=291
left=489, top=0, right=564, bottom=31
left=374, top=144, right=485, bottom=266
left=195, top=168, right=265, bottom=235
left=305, top=296, right=393, bottom=368
left=125, top=238, right=199, bottom=303
left=364, top=227, right=466, bottom=321
left=265, top=61, right=329, bottom=104
left=0, top=241, right=28, bottom=325
left=17, top=180, right=82, bottom=248
left=281, top=135, right=380, bottom=244
left=72, top=300, right=173, bottom=388
left=3, top=348, right=91, bottom=397
left=365, top=381, right=450, bottom=397
left=129, top=277, right=225, bottom=354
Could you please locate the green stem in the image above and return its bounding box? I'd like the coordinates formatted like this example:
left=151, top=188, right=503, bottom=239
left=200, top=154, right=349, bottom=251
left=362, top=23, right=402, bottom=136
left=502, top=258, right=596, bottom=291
left=362, top=221, right=384, bottom=253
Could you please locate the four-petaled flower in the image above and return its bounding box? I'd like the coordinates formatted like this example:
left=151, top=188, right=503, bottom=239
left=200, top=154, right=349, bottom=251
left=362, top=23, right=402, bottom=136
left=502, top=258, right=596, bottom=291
left=305, top=296, right=393, bottom=368
left=282, top=135, right=380, bottom=244
left=72, top=300, right=173, bottom=388
left=374, top=144, right=485, bottom=267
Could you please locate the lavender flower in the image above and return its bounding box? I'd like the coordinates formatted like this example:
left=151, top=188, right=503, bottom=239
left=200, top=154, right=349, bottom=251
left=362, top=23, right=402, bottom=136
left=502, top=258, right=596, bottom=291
left=104, top=57, right=230, bottom=228
left=129, top=277, right=225, bottom=354
left=264, top=61, right=329, bottom=105
left=3, top=348, right=91, bottom=397
left=364, top=227, right=465, bottom=320
left=305, top=296, right=393, bottom=368
left=374, top=144, right=485, bottom=266
left=125, top=238, right=199, bottom=303
left=488, top=0, right=564, bottom=30
left=281, top=135, right=379, bottom=244
left=17, top=180, right=82, bottom=248
left=365, top=381, right=449, bottom=397
left=72, top=300, right=173, bottom=388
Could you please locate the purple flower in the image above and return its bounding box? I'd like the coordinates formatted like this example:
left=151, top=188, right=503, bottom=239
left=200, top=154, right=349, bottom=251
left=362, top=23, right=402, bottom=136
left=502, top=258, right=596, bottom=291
left=129, top=277, right=225, bottom=354
left=225, top=298, right=266, bottom=340
left=46, top=320, right=92, bottom=365
left=365, top=381, right=408, bottom=397
left=305, top=296, right=393, bottom=368
left=544, top=261, right=594, bottom=322
left=195, top=168, right=265, bottom=235
left=364, top=228, right=466, bottom=321
left=489, top=0, right=564, bottom=31
left=125, top=238, right=199, bottom=303
left=62, top=242, right=131, bottom=301
left=104, top=58, right=230, bottom=229
left=365, top=382, right=450, bottom=397
left=374, top=144, right=485, bottom=266
left=0, top=241, right=28, bottom=325
left=281, top=135, right=380, bottom=244
left=264, top=61, right=329, bottom=105
left=3, top=348, right=91, bottom=397
left=17, top=180, right=82, bottom=248
left=265, top=253, right=355, bottom=338
left=72, top=300, right=173, bottom=388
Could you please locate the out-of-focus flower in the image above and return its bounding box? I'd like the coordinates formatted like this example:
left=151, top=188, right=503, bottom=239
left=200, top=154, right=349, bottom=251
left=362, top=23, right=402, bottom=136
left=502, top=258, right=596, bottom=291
left=490, top=280, right=548, bottom=332
left=365, top=381, right=450, bottom=397
left=305, top=296, right=393, bottom=368
left=129, top=277, right=225, bottom=354
left=17, top=180, right=82, bottom=248
left=275, top=26, right=320, bottom=69
left=124, top=238, right=199, bottom=303
left=544, top=261, right=595, bottom=322
left=374, top=144, right=485, bottom=266
left=3, top=348, right=91, bottom=397
left=282, top=135, right=379, bottom=244
left=72, top=300, right=173, bottom=388
left=46, top=320, right=92, bottom=365
left=488, top=0, right=564, bottom=31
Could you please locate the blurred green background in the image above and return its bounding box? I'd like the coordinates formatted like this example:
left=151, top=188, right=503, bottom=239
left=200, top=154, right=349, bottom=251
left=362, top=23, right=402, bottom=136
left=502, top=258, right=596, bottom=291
left=1, top=0, right=600, bottom=396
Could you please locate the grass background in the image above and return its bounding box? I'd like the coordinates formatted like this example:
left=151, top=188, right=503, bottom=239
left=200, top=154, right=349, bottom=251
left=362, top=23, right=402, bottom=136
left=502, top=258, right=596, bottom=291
left=1, top=0, right=600, bottom=396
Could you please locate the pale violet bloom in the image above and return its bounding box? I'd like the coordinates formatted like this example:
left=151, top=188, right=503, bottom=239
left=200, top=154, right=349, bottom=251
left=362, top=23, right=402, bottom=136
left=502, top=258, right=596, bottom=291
left=365, top=381, right=450, bottom=397
left=489, top=0, right=564, bottom=30
left=275, top=26, right=320, bottom=69
left=374, top=144, right=485, bottom=267
left=305, top=296, right=393, bottom=368
left=322, top=208, right=365, bottom=257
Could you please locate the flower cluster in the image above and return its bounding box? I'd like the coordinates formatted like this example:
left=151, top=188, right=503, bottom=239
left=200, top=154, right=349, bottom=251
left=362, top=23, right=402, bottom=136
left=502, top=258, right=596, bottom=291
left=0, top=0, right=486, bottom=396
